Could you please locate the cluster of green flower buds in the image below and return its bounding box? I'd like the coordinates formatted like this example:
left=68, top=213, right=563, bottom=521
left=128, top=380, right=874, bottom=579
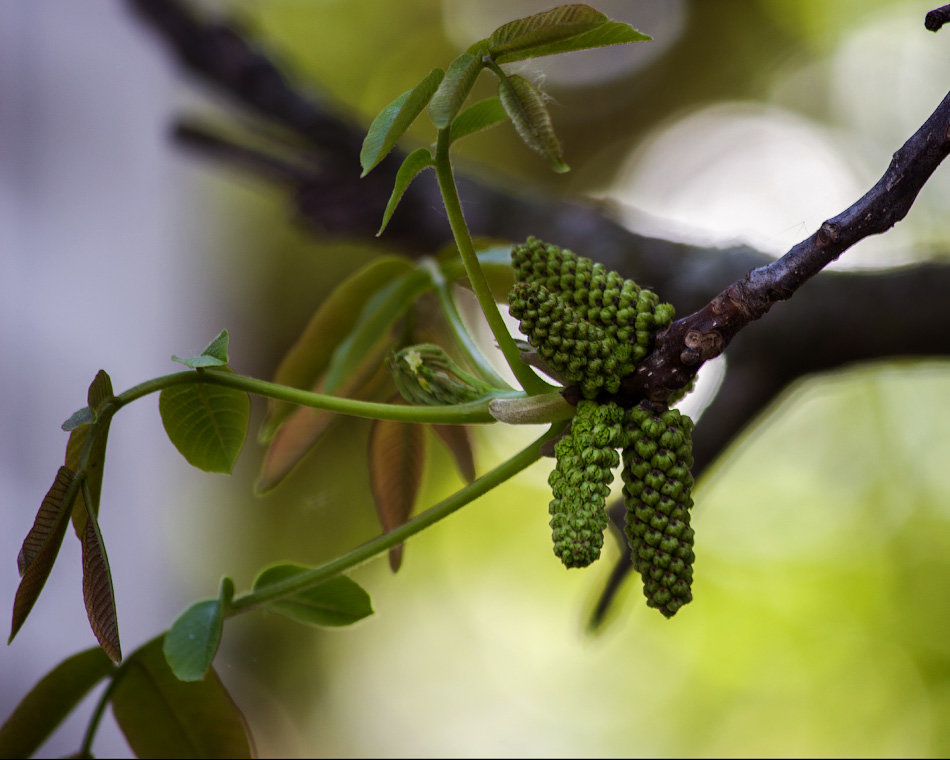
left=509, top=237, right=674, bottom=398
left=390, top=344, right=495, bottom=406
left=548, top=400, right=626, bottom=568
left=621, top=402, right=695, bottom=618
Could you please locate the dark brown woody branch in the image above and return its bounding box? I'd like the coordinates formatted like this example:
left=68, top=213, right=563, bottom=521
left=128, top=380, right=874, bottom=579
left=926, top=4, right=950, bottom=32
left=618, top=89, right=950, bottom=406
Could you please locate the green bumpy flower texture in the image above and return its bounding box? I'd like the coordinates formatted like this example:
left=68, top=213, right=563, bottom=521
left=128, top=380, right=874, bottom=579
left=510, top=237, right=675, bottom=397
left=548, top=400, right=626, bottom=568
left=621, top=403, right=695, bottom=618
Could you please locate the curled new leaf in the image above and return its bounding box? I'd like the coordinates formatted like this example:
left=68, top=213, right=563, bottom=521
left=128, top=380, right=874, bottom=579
left=377, top=147, right=434, bottom=236
left=369, top=408, right=427, bottom=572
left=163, top=599, right=223, bottom=682
left=111, top=637, right=254, bottom=758
left=360, top=68, right=444, bottom=176
left=159, top=373, right=250, bottom=474
left=252, top=564, right=374, bottom=626
left=497, top=74, right=568, bottom=173
left=488, top=4, right=649, bottom=63
left=79, top=495, right=121, bottom=662
left=10, top=467, right=78, bottom=644
left=0, top=647, right=114, bottom=758
left=428, top=53, right=483, bottom=129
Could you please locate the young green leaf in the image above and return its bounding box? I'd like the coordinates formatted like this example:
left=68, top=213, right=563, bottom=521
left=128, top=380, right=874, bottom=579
left=431, top=424, right=476, bottom=483
left=0, top=647, right=114, bottom=759
left=79, top=496, right=121, bottom=662
left=159, top=374, right=250, bottom=474
left=428, top=53, right=483, bottom=129
left=495, top=20, right=650, bottom=62
left=369, top=408, right=427, bottom=572
left=10, top=467, right=78, bottom=644
left=449, top=96, right=507, bottom=144
left=377, top=147, right=434, bottom=236
left=171, top=329, right=231, bottom=368
left=360, top=68, right=444, bottom=177
left=163, top=599, right=223, bottom=682
left=262, top=256, right=415, bottom=441
left=497, top=74, right=569, bottom=173
left=256, top=335, right=392, bottom=494
left=252, top=564, right=374, bottom=626
left=111, top=637, right=254, bottom=759
left=322, top=268, right=432, bottom=395
left=487, top=4, right=649, bottom=63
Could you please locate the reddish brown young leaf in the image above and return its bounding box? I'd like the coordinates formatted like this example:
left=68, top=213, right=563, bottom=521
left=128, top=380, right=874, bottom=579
left=368, top=406, right=427, bottom=572
left=431, top=424, right=476, bottom=483
left=17, top=466, right=75, bottom=576
left=79, top=501, right=121, bottom=662
left=9, top=467, right=77, bottom=643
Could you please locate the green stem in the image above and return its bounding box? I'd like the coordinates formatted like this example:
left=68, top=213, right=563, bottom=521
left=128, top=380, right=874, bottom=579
left=434, top=128, right=547, bottom=394
left=228, top=421, right=565, bottom=614
left=418, top=258, right=511, bottom=389
left=114, top=369, right=505, bottom=424
left=78, top=667, right=123, bottom=757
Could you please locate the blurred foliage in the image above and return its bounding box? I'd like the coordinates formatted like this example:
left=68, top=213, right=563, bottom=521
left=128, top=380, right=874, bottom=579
left=162, top=0, right=950, bottom=756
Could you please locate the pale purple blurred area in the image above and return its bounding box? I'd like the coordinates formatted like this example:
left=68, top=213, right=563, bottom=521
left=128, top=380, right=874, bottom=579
left=0, top=1, right=221, bottom=755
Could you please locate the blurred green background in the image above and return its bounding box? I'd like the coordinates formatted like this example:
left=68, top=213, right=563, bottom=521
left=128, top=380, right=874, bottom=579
left=165, top=1, right=950, bottom=756
left=6, top=0, right=950, bottom=756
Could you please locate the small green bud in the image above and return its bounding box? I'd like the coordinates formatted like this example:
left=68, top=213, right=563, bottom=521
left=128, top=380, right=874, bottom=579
left=390, top=344, right=495, bottom=405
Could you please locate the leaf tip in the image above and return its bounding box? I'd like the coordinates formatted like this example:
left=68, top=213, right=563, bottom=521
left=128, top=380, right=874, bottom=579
left=388, top=545, right=404, bottom=573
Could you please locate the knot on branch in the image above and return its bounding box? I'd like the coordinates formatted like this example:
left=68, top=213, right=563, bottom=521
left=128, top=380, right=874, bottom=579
left=817, top=221, right=840, bottom=247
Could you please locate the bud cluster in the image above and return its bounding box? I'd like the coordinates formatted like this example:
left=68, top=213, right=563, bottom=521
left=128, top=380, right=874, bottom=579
left=548, top=400, right=626, bottom=568
left=621, top=403, right=695, bottom=618
left=391, top=344, right=495, bottom=406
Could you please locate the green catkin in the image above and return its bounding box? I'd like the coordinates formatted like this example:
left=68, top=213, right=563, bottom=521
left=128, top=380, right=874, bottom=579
left=621, top=403, right=695, bottom=617
left=510, top=237, right=675, bottom=375
left=548, top=400, right=626, bottom=568
left=508, top=281, right=631, bottom=398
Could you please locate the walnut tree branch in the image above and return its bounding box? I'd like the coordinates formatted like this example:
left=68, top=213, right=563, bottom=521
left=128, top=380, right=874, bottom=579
left=618, top=89, right=950, bottom=406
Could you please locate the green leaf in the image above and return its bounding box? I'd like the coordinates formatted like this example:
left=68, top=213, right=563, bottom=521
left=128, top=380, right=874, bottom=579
left=171, top=329, right=231, bottom=368
left=0, top=647, right=114, bottom=758
left=252, top=564, right=373, bottom=627
left=159, top=375, right=250, bottom=474
left=498, top=74, right=569, bottom=173
left=360, top=68, right=444, bottom=177
left=111, top=637, right=254, bottom=759
left=449, top=96, right=507, bottom=143
left=261, top=256, right=415, bottom=441
left=377, top=147, right=434, bottom=236
left=79, top=491, right=121, bottom=663
left=163, top=600, right=223, bottom=682
left=428, top=53, right=483, bottom=129
left=496, top=21, right=650, bottom=62
left=369, top=410, right=427, bottom=572
left=322, top=268, right=432, bottom=395
left=62, top=406, right=94, bottom=432
left=487, top=4, right=649, bottom=63
left=10, top=467, right=79, bottom=645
